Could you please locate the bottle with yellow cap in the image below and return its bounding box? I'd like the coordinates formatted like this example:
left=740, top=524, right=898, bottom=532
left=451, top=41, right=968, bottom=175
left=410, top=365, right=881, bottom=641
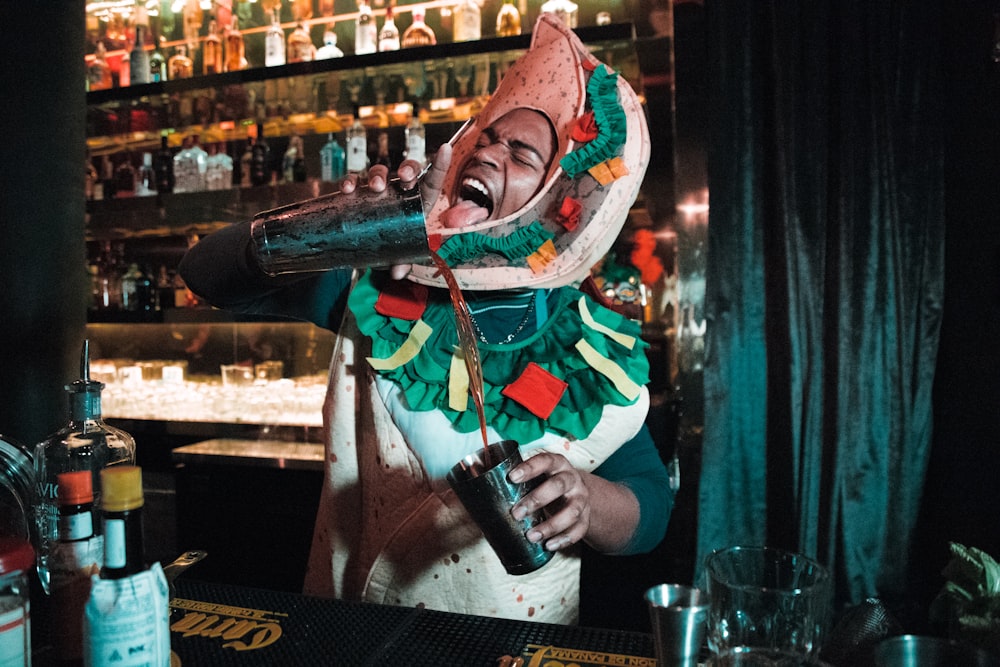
left=98, top=466, right=146, bottom=580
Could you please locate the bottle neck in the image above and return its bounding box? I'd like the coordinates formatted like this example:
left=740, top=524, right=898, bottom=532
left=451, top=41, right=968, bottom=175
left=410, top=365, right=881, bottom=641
left=69, top=389, right=102, bottom=422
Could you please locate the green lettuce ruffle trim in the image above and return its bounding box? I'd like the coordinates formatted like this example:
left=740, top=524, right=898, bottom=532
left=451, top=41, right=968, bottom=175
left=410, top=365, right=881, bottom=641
left=559, top=65, right=628, bottom=178
left=349, top=271, right=650, bottom=444
left=436, top=221, right=555, bottom=267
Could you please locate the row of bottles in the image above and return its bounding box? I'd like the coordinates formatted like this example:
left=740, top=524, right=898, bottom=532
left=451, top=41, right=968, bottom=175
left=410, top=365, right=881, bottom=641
left=88, top=0, right=598, bottom=90
left=89, top=110, right=427, bottom=201
left=88, top=240, right=200, bottom=316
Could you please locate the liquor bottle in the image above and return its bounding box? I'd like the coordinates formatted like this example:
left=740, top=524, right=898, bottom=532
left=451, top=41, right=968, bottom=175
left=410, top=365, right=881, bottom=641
left=149, top=36, right=166, bottom=82
left=355, top=0, right=377, bottom=55
left=315, top=29, right=345, bottom=59
left=205, top=143, right=234, bottom=190
left=287, top=21, right=315, bottom=62
left=203, top=19, right=223, bottom=75
left=282, top=135, right=305, bottom=183
left=240, top=136, right=254, bottom=187
left=168, top=45, right=193, bottom=79
left=401, top=5, right=436, bottom=47
left=153, top=134, right=174, bottom=194
left=378, top=3, right=401, bottom=52
left=121, top=263, right=153, bottom=312
left=320, top=133, right=346, bottom=182
left=33, top=341, right=137, bottom=594
left=453, top=0, right=482, bottom=42
left=225, top=15, right=248, bottom=71
left=251, top=123, right=271, bottom=186
left=87, top=42, right=113, bottom=91
left=265, top=9, right=286, bottom=66
left=540, top=0, right=578, bottom=28
left=85, top=154, right=99, bottom=200
left=129, top=22, right=151, bottom=85
left=405, top=105, right=426, bottom=166
left=346, top=107, right=369, bottom=175
left=83, top=466, right=171, bottom=667
left=50, top=470, right=99, bottom=661
left=374, top=131, right=392, bottom=169
left=496, top=0, right=521, bottom=37
left=114, top=156, right=137, bottom=198
left=135, top=152, right=155, bottom=196
left=173, top=137, right=196, bottom=192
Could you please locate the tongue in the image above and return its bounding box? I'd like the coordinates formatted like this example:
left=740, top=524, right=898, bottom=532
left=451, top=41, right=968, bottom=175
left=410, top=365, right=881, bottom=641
left=441, top=200, right=490, bottom=228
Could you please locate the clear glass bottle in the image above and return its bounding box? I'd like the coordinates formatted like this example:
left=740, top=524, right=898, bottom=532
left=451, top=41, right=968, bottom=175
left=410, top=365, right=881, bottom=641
left=405, top=106, right=426, bottom=166
left=225, top=15, right=248, bottom=71
left=320, top=133, right=346, bottom=182
left=401, top=5, right=436, bottom=47
left=205, top=143, right=233, bottom=191
left=265, top=9, right=286, bottom=66
left=282, top=135, right=305, bottom=182
left=148, top=36, right=166, bottom=82
left=203, top=19, right=223, bottom=75
left=315, top=29, right=345, bottom=59
left=287, top=21, right=315, bottom=62
left=355, top=0, right=377, bottom=55
left=168, top=45, right=193, bottom=80
left=540, top=0, right=578, bottom=28
left=135, top=152, right=155, bottom=196
left=453, top=0, right=482, bottom=42
left=346, top=107, right=369, bottom=175
left=129, top=22, right=150, bottom=85
left=378, top=3, right=401, bottom=52
left=33, top=341, right=136, bottom=595
left=87, top=42, right=113, bottom=91
left=496, top=0, right=522, bottom=37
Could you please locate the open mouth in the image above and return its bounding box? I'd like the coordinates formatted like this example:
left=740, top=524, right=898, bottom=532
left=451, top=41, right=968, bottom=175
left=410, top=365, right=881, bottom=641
left=458, top=177, right=495, bottom=218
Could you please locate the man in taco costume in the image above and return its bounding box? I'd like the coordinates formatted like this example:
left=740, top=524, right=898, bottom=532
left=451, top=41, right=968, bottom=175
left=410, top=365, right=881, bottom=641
left=179, top=15, right=673, bottom=623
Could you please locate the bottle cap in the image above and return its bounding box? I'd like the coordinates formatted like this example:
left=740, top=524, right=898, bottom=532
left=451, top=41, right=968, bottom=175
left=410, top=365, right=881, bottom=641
left=57, top=470, right=94, bottom=506
left=0, top=538, right=34, bottom=575
left=101, top=466, right=144, bottom=512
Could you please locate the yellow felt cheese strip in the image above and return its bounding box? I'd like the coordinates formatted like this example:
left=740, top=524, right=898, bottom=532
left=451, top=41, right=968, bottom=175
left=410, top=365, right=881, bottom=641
left=366, top=319, right=433, bottom=371
left=449, top=348, right=470, bottom=412
left=578, top=297, right=635, bottom=350
left=574, top=339, right=641, bottom=402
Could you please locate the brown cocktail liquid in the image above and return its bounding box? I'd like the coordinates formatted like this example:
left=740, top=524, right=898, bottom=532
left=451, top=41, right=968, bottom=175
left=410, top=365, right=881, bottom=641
left=429, top=250, right=492, bottom=469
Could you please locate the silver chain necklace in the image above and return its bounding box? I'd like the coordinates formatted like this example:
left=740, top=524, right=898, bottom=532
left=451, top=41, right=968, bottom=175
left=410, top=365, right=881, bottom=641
left=468, top=293, right=537, bottom=345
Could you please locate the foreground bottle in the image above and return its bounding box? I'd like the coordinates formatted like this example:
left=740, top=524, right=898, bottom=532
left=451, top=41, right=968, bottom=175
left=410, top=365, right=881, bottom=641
left=33, top=341, right=136, bottom=595
left=83, top=466, right=171, bottom=666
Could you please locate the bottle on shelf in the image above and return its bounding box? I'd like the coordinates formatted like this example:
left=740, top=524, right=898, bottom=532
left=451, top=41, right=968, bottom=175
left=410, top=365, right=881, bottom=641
left=114, top=156, right=137, bottom=198
left=205, top=142, right=234, bottom=190
left=118, top=45, right=131, bottom=88
left=251, top=123, right=271, bottom=186
left=129, top=20, right=150, bottom=85
left=203, top=19, right=223, bottom=75
left=135, top=152, right=155, bottom=196
left=83, top=466, right=170, bottom=666
left=315, top=29, right=345, bottom=59
left=99, top=155, right=116, bottom=201
left=540, top=0, right=578, bottom=28
left=87, top=42, right=113, bottom=91
left=153, top=133, right=174, bottom=194
left=453, top=0, right=483, bottom=42
left=355, top=0, right=377, bottom=55
left=378, top=2, right=401, bottom=52
left=240, top=136, right=255, bottom=188
left=122, top=263, right=154, bottom=313
left=265, top=9, right=286, bottom=66
left=85, top=153, right=99, bottom=201
left=50, top=470, right=100, bottom=662
left=320, top=133, right=346, bottom=182
left=496, top=0, right=522, bottom=37
left=401, top=5, right=436, bottom=47
left=287, top=21, right=316, bottom=62
left=405, top=104, right=426, bottom=166
left=149, top=35, right=166, bottom=82
left=225, top=15, right=248, bottom=71
left=282, top=135, right=306, bottom=183
left=33, top=340, right=137, bottom=595
left=346, top=107, right=369, bottom=176
left=374, top=130, right=391, bottom=170
left=168, top=44, right=193, bottom=80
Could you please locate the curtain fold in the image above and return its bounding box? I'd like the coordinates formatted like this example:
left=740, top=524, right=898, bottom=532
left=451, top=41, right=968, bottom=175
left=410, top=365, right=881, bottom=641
left=697, top=0, right=944, bottom=608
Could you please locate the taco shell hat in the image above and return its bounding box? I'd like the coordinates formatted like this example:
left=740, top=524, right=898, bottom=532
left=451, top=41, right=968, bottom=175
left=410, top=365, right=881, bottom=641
left=407, top=13, right=650, bottom=291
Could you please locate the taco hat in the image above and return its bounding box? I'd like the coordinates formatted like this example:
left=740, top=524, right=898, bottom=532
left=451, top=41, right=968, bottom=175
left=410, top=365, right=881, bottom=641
left=406, top=13, right=650, bottom=291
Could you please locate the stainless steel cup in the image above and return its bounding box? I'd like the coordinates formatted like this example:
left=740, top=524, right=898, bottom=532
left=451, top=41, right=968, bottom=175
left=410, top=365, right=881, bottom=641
left=645, top=584, right=709, bottom=667
left=250, top=178, right=428, bottom=275
left=447, top=440, right=554, bottom=576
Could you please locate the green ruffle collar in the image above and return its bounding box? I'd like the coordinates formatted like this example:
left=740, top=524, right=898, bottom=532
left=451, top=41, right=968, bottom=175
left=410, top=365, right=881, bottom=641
left=349, top=271, right=650, bottom=444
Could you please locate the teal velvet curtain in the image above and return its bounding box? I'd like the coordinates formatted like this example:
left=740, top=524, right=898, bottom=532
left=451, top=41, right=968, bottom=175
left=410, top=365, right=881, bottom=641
left=696, top=1, right=945, bottom=608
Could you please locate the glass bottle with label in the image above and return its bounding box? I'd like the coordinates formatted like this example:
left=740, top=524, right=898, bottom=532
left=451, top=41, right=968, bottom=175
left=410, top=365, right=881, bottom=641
left=265, top=9, right=286, bottom=66
left=205, top=143, right=234, bottom=190
left=225, top=15, right=248, bottom=71
left=129, top=22, right=150, bottom=85
left=453, top=0, right=482, bottom=42
left=97, top=467, right=146, bottom=580
left=203, top=19, right=223, bottom=75
left=540, top=0, right=578, bottom=28
left=153, top=133, right=174, bottom=194
left=346, top=107, right=369, bottom=175
left=496, top=0, right=522, bottom=37
left=33, top=341, right=136, bottom=595
left=320, top=133, right=346, bottom=182
left=405, top=105, right=426, bottom=166
left=0, top=539, right=32, bottom=667
left=251, top=123, right=271, bottom=186
left=401, top=5, right=436, bottom=47
left=87, top=42, right=113, bottom=91
left=148, top=36, right=166, bottom=82
left=288, top=21, right=315, bottom=62
left=378, top=3, right=401, bottom=52
left=168, top=44, right=193, bottom=79
left=355, top=0, right=377, bottom=55
left=315, top=29, right=345, bottom=59
left=135, top=152, right=155, bottom=196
